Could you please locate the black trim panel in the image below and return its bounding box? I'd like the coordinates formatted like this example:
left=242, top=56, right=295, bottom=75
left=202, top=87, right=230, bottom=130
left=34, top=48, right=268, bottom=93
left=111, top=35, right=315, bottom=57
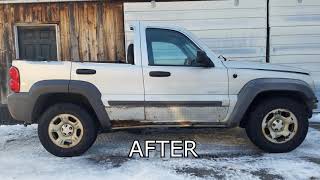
left=110, top=120, right=226, bottom=129
left=149, top=71, right=171, bottom=77
left=233, top=68, right=310, bottom=75
left=76, top=69, right=96, bottom=75
left=108, top=101, right=223, bottom=107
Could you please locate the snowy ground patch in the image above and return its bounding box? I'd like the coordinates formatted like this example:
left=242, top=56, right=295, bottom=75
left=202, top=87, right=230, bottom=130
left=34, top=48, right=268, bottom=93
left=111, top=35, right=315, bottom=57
left=310, top=113, right=320, bottom=123
left=0, top=115, right=320, bottom=180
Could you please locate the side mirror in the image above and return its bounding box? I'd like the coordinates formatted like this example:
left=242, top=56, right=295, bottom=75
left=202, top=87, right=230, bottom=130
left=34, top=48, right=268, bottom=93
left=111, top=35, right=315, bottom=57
left=196, top=51, right=214, bottom=67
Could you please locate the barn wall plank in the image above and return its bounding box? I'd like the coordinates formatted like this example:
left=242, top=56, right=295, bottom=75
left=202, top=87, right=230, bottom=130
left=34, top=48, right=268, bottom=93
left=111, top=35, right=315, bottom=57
left=102, top=2, right=110, bottom=61
left=78, top=3, right=89, bottom=61
left=69, top=3, right=80, bottom=61
left=105, top=2, right=116, bottom=61
left=0, top=5, right=5, bottom=103
left=87, top=3, right=98, bottom=61
left=60, top=3, right=71, bottom=60
left=0, top=4, right=15, bottom=104
left=114, top=3, right=125, bottom=61
left=96, top=2, right=105, bottom=61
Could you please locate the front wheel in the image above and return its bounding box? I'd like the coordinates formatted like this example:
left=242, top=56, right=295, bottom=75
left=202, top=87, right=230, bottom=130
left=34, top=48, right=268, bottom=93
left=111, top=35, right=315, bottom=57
left=245, top=97, right=309, bottom=153
left=38, top=103, right=98, bottom=157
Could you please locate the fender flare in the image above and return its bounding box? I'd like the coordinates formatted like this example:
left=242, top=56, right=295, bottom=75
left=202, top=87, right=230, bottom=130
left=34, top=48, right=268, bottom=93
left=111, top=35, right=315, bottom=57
left=27, top=80, right=111, bottom=129
left=69, top=80, right=111, bottom=129
left=227, top=78, right=317, bottom=127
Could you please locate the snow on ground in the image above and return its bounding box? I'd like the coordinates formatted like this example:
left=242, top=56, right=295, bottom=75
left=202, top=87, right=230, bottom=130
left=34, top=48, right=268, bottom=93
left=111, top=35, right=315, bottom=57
left=0, top=115, right=320, bottom=180
left=310, top=113, right=320, bottom=123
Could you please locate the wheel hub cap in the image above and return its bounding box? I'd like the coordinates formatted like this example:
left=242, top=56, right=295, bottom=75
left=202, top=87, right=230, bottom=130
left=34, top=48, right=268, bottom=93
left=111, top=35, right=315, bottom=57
left=271, top=118, right=284, bottom=132
left=262, top=109, right=298, bottom=144
left=48, top=114, right=84, bottom=148
left=61, top=124, right=74, bottom=137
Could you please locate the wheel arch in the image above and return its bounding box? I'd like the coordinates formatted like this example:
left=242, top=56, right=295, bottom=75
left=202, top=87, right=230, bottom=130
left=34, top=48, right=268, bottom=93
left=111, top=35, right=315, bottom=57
left=228, top=78, right=317, bottom=128
left=29, top=80, right=111, bottom=130
left=32, top=93, right=98, bottom=126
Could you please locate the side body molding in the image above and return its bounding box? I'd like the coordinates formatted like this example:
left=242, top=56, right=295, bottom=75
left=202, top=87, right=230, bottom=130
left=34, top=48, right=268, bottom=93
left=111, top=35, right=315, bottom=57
left=7, top=80, right=111, bottom=130
left=227, top=78, right=317, bottom=127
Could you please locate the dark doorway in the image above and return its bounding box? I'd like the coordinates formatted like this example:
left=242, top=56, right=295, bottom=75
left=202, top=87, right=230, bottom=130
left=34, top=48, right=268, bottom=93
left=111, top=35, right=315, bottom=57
left=17, top=26, right=57, bottom=61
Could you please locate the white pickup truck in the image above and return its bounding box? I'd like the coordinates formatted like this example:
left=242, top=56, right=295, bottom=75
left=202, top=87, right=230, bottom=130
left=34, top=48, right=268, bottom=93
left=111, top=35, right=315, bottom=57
left=7, top=22, right=318, bottom=157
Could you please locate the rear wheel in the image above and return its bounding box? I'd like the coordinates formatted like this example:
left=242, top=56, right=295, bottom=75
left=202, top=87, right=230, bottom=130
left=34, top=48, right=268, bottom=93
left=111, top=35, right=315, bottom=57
left=245, top=97, right=309, bottom=153
left=38, top=103, right=98, bottom=157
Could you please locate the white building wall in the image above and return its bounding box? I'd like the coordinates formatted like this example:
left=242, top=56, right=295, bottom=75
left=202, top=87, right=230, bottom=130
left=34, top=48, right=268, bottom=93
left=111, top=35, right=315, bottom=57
left=124, top=0, right=320, bottom=112
left=269, top=0, right=320, bottom=112
left=124, top=0, right=267, bottom=63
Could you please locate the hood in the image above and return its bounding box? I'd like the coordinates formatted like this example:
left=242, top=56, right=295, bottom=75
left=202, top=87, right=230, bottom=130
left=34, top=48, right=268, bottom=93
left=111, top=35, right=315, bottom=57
left=222, top=61, right=310, bottom=75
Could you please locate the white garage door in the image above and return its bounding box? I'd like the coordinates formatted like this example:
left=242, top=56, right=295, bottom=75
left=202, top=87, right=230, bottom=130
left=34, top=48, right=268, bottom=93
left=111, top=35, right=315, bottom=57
left=270, top=0, right=320, bottom=112
left=124, top=0, right=267, bottom=63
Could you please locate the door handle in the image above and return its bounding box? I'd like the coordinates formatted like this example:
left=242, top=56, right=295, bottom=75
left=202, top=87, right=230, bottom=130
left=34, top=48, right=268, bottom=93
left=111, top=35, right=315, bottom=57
left=149, top=71, right=171, bottom=77
left=76, top=69, right=96, bottom=75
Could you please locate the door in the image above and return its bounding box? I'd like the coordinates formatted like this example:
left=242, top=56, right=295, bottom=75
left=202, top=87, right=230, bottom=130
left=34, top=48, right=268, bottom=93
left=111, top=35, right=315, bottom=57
left=142, top=28, right=229, bottom=123
left=71, top=62, right=145, bottom=121
left=17, top=26, right=57, bottom=61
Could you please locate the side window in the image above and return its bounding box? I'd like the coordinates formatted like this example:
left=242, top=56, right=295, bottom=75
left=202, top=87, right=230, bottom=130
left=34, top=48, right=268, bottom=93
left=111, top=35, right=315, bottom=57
left=151, top=42, right=187, bottom=65
left=146, top=28, right=200, bottom=66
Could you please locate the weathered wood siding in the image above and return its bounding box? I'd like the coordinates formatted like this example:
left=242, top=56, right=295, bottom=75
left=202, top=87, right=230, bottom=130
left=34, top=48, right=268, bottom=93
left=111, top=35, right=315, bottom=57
left=0, top=1, right=125, bottom=103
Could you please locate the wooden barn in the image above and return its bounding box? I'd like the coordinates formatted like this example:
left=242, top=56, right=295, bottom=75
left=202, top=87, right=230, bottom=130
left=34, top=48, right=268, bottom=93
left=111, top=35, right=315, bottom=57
left=0, top=0, right=320, bottom=120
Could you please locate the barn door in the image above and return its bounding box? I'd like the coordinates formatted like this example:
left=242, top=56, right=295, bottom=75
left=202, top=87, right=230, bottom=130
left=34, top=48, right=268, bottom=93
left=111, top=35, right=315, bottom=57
left=17, top=26, right=57, bottom=61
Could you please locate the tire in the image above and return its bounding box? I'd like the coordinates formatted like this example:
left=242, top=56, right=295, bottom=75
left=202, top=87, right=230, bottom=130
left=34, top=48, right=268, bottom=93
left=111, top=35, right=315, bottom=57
left=245, top=97, right=309, bottom=153
left=38, top=103, right=98, bottom=157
